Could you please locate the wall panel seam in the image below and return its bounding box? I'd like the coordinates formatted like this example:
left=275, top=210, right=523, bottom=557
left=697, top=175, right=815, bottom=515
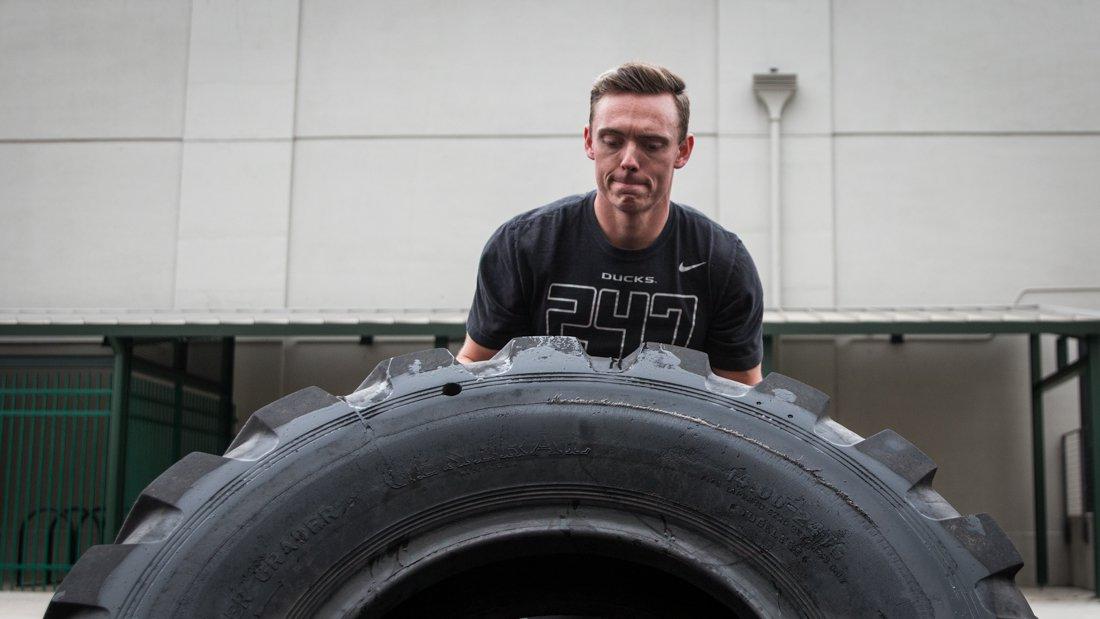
left=171, top=0, right=198, bottom=310
left=4, top=130, right=1098, bottom=145
left=713, top=0, right=720, bottom=223
left=829, top=0, right=842, bottom=424
left=833, top=131, right=1100, bottom=138
left=283, top=0, right=305, bottom=309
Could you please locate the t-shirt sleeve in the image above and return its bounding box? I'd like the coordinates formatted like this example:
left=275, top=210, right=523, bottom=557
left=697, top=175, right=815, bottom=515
left=465, top=223, right=530, bottom=350
left=706, top=238, right=764, bottom=371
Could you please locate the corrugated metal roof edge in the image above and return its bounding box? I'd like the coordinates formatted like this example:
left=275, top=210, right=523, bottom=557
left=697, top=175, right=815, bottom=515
left=0, top=305, right=1097, bottom=336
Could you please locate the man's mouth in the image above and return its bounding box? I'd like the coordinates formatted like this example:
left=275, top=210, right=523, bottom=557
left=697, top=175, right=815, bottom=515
left=610, top=177, right=648, bottom=190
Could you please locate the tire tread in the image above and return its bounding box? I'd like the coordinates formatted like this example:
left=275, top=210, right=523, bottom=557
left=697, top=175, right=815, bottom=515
left=47, top=337, right=1034, bottom=618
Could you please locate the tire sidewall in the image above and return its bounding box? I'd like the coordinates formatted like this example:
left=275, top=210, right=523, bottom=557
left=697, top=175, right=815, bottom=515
left=131, top=374, right=970, bottom=618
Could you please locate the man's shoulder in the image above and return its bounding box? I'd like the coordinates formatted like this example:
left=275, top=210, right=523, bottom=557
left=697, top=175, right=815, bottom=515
left=671, top=201, right=746, bottom=255
left=498, top=192, right=591, bottom=235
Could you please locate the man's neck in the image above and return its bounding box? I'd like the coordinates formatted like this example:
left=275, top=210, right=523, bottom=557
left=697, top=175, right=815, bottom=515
left=592, top=193, right=671, bottom=251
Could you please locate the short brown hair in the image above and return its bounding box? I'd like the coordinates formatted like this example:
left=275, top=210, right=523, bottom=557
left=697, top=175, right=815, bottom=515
left=589, top=62, right=690, bottom=142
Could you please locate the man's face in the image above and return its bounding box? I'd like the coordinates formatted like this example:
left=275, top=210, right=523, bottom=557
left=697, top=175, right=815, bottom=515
left=584, top=92, right=694, bottom=216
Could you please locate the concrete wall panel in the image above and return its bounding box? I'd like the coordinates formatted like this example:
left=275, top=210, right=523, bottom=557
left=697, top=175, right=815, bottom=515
left=772, top=337, right=837, bottom=402
left=183, top=0, right=300, bottom=139
left=849, top=332, right=1087, bottom=587
left=718, top=0, right=832, bottom=135
left=833, top=335, right=1041, bottom=582
left=835, top=136, right=1100, bottom=306
left=231, top=337, right=459, bottom=431
left=673, top=136, right=718, bottom=220
left=296, top=0, right=718, bottom=136
left=0, top=0, right=190, bottom=139
left=286, top=137, right=593, bottom=308
left=175, top=236, right=288, bottom=308
left=288, top=135, right=720, bottom=309
left=834, top=0, right=1100, bottom=132
left=718, top=136, right=769, bottom=243
left=773, top=333, right=1074, bottom=585
left=174, top=141, right=293, bottom=307
left=0, top=143, right=181, bottom=307
left=232, top=339, right=288, bottom=431
left=176, top=142, right=293, bottom=239
left=281, top=337, right=455, bottom=397
left=719, top=136, right=834, bottom=307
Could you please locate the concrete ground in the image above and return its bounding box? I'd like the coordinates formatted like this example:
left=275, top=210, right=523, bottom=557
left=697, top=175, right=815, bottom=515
left=2, top=587, right=1098, bottom=617
left=1022, top=586, right=1100, bottom=618
left=2, top=592, right=51, bottom=618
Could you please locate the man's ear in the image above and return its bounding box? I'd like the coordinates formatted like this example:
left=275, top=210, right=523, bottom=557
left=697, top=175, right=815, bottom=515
left=674, top=133, right=695, bottom=169
left=583, top=125, right=595, bottom=161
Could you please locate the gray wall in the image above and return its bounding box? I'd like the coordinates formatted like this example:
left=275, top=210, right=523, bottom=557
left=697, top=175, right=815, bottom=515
left=2, top=0, right=1099, bottom=586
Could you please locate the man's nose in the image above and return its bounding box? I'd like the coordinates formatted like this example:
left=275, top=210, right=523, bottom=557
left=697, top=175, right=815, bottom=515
left=620, top=143, right=640, bottom=171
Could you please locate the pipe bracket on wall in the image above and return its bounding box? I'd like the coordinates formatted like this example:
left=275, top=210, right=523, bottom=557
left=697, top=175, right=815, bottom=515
left=753, top=70, right=797, bottom=308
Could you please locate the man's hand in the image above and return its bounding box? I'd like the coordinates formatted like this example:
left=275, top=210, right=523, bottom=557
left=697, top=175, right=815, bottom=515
left=458, top=335, right=763, bottom=386
left=713, top=364, right=763, bottom=386
left=456, top=335, right=499, bottom=364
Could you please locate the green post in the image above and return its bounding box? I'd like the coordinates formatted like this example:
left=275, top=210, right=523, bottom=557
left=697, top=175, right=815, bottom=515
left=105, top=337, right=133, bottom=541
left=762, top=335, right=775, bottom=376
left=1085, top=334, right=1100, bottom=598
left=172, top=340, right=187, bottom=462
left=219, top=337, right=235, bottom=446
left=1028, top=334, right=1047, bottom=586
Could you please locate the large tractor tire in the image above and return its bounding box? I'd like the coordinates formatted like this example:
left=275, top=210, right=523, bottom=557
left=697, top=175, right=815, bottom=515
left=47, top=337, right=1033, bottom=618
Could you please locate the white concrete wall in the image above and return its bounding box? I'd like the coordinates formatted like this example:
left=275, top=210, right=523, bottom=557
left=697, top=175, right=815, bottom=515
left=2, top=0, right=1098, bottom=586
left=4, top=0, right=1095, bottom=310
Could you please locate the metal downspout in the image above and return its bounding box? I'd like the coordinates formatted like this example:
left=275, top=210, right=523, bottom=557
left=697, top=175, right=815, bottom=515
left=753, top=70, right=797, bottom=308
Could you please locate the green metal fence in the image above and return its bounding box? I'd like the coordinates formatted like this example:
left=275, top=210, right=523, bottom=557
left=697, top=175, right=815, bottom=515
left=0, top=359, right=112, bottom=589
left=124, top=376, right=226, bottom=511
left=0, top=356, right=229, bottom=590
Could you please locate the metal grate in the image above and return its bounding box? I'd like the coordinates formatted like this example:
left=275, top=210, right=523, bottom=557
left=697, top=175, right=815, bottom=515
left=0, top=358, right=229, bottom=590
left=123, top=375, right=225, bottom=511
left=0, top=359, right=112, bottom=590
left=752, top=73, right=798, bottom=90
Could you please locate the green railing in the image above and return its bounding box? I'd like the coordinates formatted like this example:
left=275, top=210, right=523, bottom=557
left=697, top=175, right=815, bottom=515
left=0, top=359, right=112, bottom=590
left=0, top=356, right=229, bottom=590
left=124, top=376, right=226, bottom=511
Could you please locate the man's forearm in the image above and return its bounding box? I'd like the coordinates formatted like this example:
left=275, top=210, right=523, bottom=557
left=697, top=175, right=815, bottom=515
left=713, top=364, right=763, bottom=386
left=459, top=335, right=762, bottom=387
left=456, top=335, right=499, bottom=364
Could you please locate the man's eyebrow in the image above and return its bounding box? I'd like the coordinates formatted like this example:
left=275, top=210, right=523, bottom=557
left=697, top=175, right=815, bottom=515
left=596, top=128, right=669, bottom=143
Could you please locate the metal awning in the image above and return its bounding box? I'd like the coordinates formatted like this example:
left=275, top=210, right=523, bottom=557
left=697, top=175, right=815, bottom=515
left=763, top=304, right=1100, bottom=335
left=0, top=304, right=1097, bottom=336
left=0, top=309, right=469, bottom=336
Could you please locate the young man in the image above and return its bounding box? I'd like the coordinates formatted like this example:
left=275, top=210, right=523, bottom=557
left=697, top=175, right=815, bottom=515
left=457, top=62, right=764, bottom=385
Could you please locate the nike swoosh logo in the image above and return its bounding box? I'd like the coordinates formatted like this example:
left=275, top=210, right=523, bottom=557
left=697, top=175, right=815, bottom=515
left=679, top=261, right=706, bottom=273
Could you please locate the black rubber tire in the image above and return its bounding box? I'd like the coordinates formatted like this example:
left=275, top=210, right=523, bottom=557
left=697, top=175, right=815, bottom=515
left=47, top=337, right=1034, bottom=618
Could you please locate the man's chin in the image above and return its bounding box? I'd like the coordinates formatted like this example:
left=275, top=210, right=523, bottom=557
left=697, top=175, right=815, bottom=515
left=610, top=196, right=652, bottom=213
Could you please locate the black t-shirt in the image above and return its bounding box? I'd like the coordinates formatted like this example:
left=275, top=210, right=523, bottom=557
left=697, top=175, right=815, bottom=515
left=466, top=191, right=764, bottom=371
